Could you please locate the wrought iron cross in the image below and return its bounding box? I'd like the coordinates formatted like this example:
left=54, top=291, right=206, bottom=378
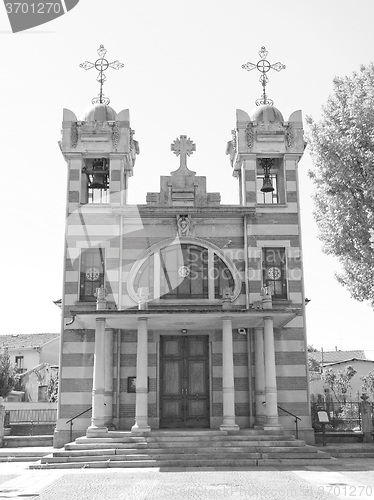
left=80, top=45, right=124, bottom=105
left=242, top=46, right=285, bottom=106
left=171, top=135, right=196, bottom=174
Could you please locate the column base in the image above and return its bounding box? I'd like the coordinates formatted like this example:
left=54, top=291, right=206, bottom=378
left=220, top=423, right=239, bottom=431
left=86, top=425, right=108, bottom=438
left=254, top=416, right=267, bottom=427
left=131, top=423, right=151, bottom=434
left=131, top=426, right=151, bottom=434
left=263, top=424, right=282, bottom=432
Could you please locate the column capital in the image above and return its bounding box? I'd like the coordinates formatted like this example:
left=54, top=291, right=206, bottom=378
left=138, top=316, right=148, bottom=323
left=222, top=315, right=233, bottom=321
left=263, top=315, right=273, bottom=321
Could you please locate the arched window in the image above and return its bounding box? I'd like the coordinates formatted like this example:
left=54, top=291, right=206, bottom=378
left=132, top=242, right=237, bottom=302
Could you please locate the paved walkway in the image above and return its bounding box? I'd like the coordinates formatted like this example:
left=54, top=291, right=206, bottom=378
left=1, top=457, right=374, bottom=499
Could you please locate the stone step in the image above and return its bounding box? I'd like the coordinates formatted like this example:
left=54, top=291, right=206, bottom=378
left=126, top=430, right=226, bottom=437
left=28, top=430, right=334, bottom=470
left=257, top=458, right=337, bottom=466
left=65, top=439, right=304, bottom=451
left=40, top=452, right=263, bottom=464
left=146, top=434, right=296, bottom=443
left=330, top=452, right=374, bottom=458
left=0, top=449, right=53, bottom=463
left=41, top=449, right=329, bottom=465
left=74, top=434, right=295, bottom=445
left=54, top=445, right=319, bottom=458
left=75, top=436, right=146, bottom=445
left=31, top=455, right=337, bottom=470
left=3, top=435, right=53, bottom=448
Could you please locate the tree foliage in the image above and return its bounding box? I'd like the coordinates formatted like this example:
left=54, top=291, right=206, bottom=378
left=361, top=371, right=374, bottom=399
left=0, top=348, right=16, bottom=398
left=308, top=356, right=321, bottom=374
left=47, top=372, right=58, bottom=403
left=306, top=64, right=374, bottom=306
left=322, top=365, right=357, bottom=403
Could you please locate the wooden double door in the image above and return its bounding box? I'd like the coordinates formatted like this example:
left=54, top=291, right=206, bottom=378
left=160, top=335, right=210, bottom=428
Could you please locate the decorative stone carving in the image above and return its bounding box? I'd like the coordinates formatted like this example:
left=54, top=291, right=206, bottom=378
left=231, top=130, right=237, bottom=152
left=130, top=129, right=139, bottom=163
left=285, top=124, right=293, bottom=148
left=112, top=122, right=120, bottom=148
left=245, top=123, right=253, bottom=150
left=71, top=122, right=78, bottom=148
left=251, top=300, right=263, bottom=310
left=177, top=215, right=191, bottom=237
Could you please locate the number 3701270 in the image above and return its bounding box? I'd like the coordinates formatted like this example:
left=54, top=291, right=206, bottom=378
left=5, top=3, right=62, bottom=14
left=320, top=485, right=373, bottom=497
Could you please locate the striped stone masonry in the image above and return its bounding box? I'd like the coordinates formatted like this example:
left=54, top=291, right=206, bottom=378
left=54, top=102, right=313, bottom=447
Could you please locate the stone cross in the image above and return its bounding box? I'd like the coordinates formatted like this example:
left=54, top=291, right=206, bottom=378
left=171, top=135, right=196, bottom=174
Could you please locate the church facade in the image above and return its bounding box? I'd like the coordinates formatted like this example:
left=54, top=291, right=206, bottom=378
left=54, top=100, right=313, bottom=447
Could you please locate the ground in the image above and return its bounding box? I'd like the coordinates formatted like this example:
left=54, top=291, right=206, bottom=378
left=1, top=459, right=374, bottom=499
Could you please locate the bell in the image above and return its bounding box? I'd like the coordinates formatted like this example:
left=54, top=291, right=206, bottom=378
left=89, top=159, right=108, bottom=189
left=90, top=173, right=107, bottom=189
left=261, top=174, right=274, bottom=193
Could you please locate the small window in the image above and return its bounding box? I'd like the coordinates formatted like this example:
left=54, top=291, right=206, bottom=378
left=83, top=158, right=110, bottom=204
left=262, top=247, right=287, bottom=298
left=80, top=248, right=105, bottom=301
left=15, top=356, right=25, bottom=373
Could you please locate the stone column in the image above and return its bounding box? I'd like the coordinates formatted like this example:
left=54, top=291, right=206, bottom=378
left=360, top=395, right=373, bottom=443
left=254, top=327, right=266, bottom=427
left=220, top=316, right=239, bottom=431
left=87, top=317, right=108, bottom=437
left=104, top=328, right=114, bottom=428
left=131, top=317, right=151, bottom=433
left=263, top=315, right=280, bottom=428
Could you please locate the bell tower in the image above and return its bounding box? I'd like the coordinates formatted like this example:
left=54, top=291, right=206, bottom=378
left=60, top=103, right=138, bottom=208
left=226, top=47, right=313, bottom=442
left=55, top=46, right=139, bottom=445
left=226, top=46, right=306, bottom=305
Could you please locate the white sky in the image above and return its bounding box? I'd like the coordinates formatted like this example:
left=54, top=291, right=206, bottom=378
left=0, top=0, right=373, bottom=355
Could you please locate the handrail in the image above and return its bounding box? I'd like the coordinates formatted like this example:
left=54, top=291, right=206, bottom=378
left=66, top=406, right=92, bottom=443
left=66, top=407, right=92, bottom=425
left=277, top=405, right=301, bottom=439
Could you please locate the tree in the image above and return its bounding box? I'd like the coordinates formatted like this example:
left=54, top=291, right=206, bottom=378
left=306, top=64, right=374, bottom=306
left=322, top=365, right=357, bottom=403
left=361, top=371, right=374, bottom=400
left=308, top=356, right=321, bottom=375
left=47, top=372, right=58, bottom=403
left=0, top=348, right=16, bottom=399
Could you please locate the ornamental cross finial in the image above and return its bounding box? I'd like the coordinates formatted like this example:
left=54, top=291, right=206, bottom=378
left=171, top=135, right=196, bottom=175
left=242, top=46, right=286, bottom=106
left=80, top=44, right=124, bottom=105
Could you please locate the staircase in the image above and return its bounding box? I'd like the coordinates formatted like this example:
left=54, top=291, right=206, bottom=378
left=30, top=429, right=334, bottom=469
